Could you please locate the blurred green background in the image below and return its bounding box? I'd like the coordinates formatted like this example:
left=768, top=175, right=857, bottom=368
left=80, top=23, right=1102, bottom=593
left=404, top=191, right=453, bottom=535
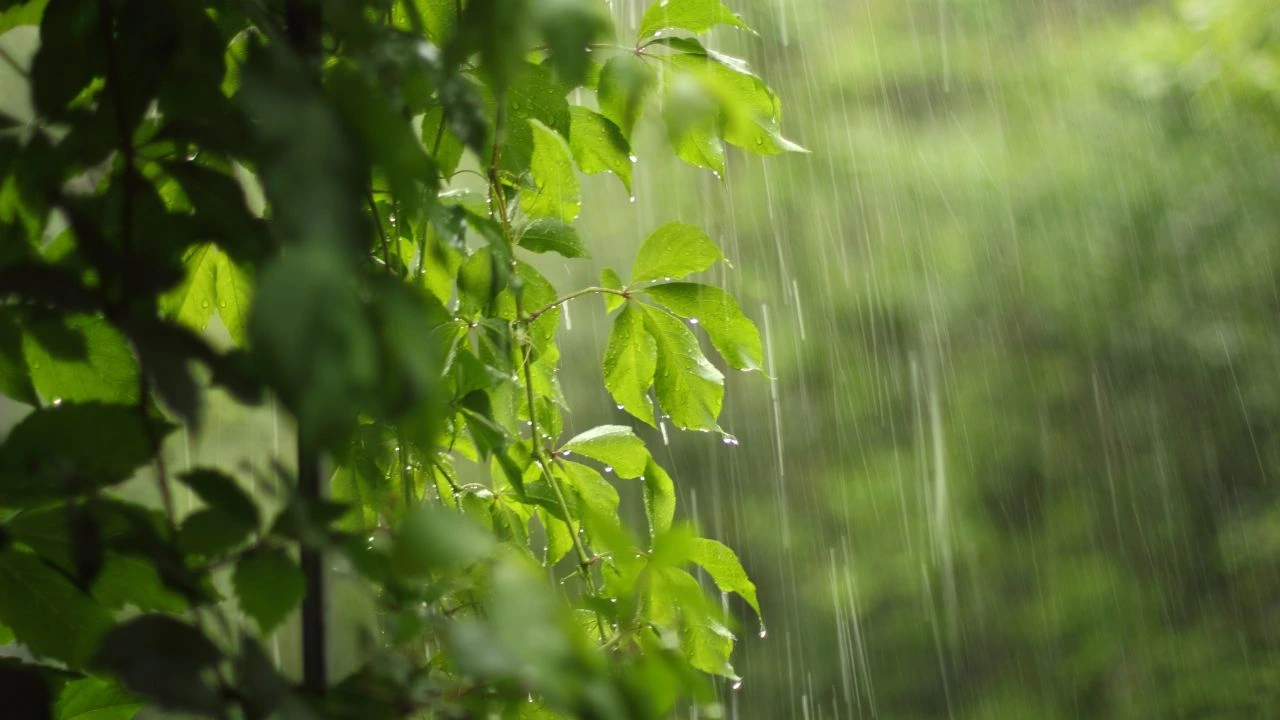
left=558, top=0, right=1280, bottom=717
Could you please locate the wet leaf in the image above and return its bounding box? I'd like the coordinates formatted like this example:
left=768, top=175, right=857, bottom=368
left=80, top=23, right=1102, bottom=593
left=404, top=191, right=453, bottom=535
left=631, top=222, right=723, bottom=284
left=636, top=0, right=752, bottom=41
left=522, top=119, right=580, bottom=223
left=560, top=424, right=649, bottom=478
left=641, top=305, right=723, bottom=430
left=568, top=106, right=632, bottom=192
left=642, top=282, right=762, bottom=370
left=602, top=304, right=657, bottom=426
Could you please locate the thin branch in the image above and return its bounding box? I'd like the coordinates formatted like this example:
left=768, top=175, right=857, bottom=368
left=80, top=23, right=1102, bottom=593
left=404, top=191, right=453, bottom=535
left=526, top=287, right=629, bottom=322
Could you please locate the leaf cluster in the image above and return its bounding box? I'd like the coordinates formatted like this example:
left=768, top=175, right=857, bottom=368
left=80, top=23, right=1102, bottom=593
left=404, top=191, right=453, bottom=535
left=0, top=0, right=799, bottom=717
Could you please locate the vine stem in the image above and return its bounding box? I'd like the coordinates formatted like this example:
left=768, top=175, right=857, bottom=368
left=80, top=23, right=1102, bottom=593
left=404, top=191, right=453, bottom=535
left=487, top=92, right=608, bottom=640
left=526, top=287, right=629, bottom=322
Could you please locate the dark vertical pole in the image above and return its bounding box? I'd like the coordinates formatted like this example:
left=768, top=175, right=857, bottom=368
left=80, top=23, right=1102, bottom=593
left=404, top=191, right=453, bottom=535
left=284, top=0, right=326, bottom=697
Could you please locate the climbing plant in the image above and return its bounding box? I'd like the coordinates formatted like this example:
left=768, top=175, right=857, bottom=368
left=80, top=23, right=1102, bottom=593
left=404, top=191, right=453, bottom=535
left=0, top=0, right=801, bottom=717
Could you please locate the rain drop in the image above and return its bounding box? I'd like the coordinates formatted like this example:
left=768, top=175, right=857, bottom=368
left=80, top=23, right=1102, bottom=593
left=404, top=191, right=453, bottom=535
left=628, top=195, right=636, bottom=203
left=731, top=680, right=743, bottom=691
left=51, top=398, right=62, bottom=407
left=200, top=299, right=210, bottom=309
left=688, top=317, right=700, bottom=325
left=758, top=626, right=768, bottom=639
left=628, top=154, right=638, bottom=163
left=616, top=403, right=625, bottom=410
left=604, top=465, right=613, bottom=474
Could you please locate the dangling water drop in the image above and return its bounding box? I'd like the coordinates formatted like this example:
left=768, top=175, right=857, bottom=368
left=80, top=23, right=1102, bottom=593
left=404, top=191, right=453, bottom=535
left=731, top=680, right=743, bottom=691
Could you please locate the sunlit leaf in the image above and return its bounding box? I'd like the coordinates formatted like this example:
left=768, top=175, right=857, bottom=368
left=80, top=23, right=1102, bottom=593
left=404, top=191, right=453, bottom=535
left=214, top=250, right=253, bottom=346
left=22, top=315, right=139, bottom=404
left=54, top=677, right=142, bottom=720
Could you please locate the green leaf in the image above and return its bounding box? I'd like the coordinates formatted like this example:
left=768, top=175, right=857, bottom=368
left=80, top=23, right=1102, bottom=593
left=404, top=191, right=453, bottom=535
left=518, top=218, right=588, bottom=258
left=689, top=537, right=759, bottom=617
left=661, top=48, right=805, bottom=155
left=602, top=304, right=657, bottom=426
left=684, top=615, right=737, bottom=679
left=559, top=424, right=649, bottom=478
left=600, top=267, right=626, bottom=312
left=392, top=506, right=497, bottom=578
left=641, top=305, right=723, bottom=430
left=532, top=0, right=612, bottom=87
left=54, top=677, right=142, bottom=720
left=233, top=547, right=305, bottom=634
left=0, top=0, right=48, bottom=35
left=0, top=403, right=172, bottom=506
left=568, top=106, right=632, bottom=193
left=91, top=555, right=186, bottom=614
left=521, top=119, right=580, bottom=223
left=597, top=53, right=656, bottom=141
left=92, top=615, right=223, bottom=715
left=178, top=468, right=259, bottom=528
left=160, top=244, right=217, bottom=334
left=0, top=308, right=36, bottom=404
left=178, top=508, right=252, bottom=557
left=0, top=549, right=113, bottom=667
left=642, top=282, right=762, bottom=370
left=214, top=250, right=253, bottom=346
left=643, top=457, right=676, bottom=540
left=661, top=72, right=725, bottom=175
left=22, top=315, right=140, bottom=404
left=422, top=106, right=465, bottom=177
left=631, top=222, right=723, bottom=284
left=636, top=0, right=752, bottom=40
left=559, top=460, right=620, bottom=531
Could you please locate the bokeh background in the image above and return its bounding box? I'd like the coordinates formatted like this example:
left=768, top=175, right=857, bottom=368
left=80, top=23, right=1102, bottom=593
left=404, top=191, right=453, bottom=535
left=558, top=0, right=1280, bottom=717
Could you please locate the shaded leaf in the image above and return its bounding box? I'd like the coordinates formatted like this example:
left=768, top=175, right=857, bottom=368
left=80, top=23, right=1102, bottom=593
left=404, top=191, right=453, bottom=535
left=233, top=547, right=304, bottom=634
left=214, top=250, right=253, bottom=346
left=600, top=267, right=626, bottom=312
left=178, top=508, right=252, bottom=557
left=178, top=468, right=259, bottom=528
left=0, top=549, right=112, bottom=666
left=92, top=615, right=223, bottom=714
left=0, top=403, right=171, bottom=506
